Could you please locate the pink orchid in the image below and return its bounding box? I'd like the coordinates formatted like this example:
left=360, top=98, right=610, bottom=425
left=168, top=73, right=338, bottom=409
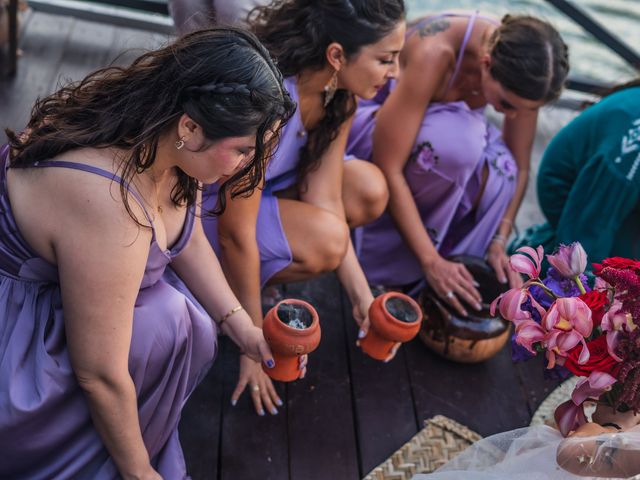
left=510, top=245, right=544, bottom=279
left=554, top=371, right=617, bottom=436
left=547, top=243, right=587, bottom=278
left=542, top=298, right=593, bottom=368
left=490, top=287, right=547, bottom=324
left=571, top=371, right=617, bottom=405
left=513, top=320, right=546, bottom=354
left=601, top=300, right=637, bottom=361
left=554, top=398, right=588, bottom=437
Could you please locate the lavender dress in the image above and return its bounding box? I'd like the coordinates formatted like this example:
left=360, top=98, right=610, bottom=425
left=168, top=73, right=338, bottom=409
left=202, top=76, right=306, bottom=287
left=0, top=147, right=217, bottom=479
left=347, top=12, right=517, bottom=287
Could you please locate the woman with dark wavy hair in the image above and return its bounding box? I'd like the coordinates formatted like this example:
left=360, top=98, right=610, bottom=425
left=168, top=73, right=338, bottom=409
left=347, top=11, right=569, bottom=316
left=0, top=27, right=294, bottom=479
left=200, top=0, right=406, bottom=416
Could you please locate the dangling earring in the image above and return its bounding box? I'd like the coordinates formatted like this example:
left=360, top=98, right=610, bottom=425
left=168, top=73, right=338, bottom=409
left=175, top=136, right=185, bottom=150
left=323, top=70, right=338, bottom=107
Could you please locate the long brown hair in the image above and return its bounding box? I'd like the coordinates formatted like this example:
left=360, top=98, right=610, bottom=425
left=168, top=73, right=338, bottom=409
left=5, top=27, right=295, bottom=219
left=249, top=0, right=405, bottom=181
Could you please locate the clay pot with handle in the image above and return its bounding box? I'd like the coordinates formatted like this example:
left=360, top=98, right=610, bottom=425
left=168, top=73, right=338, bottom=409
left=359, top=292, right=423, bottom=361
left=262, top=299, right=321, bottom=382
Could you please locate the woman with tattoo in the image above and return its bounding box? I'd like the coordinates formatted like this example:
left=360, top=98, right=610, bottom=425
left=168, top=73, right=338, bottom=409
left=347, top=12, right=569, bottom=315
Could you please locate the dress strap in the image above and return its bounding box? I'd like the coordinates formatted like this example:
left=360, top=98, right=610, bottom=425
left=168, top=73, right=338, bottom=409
left=445, top=10, right=479, bottom=94
left=18, top=159, right=156, bottom=227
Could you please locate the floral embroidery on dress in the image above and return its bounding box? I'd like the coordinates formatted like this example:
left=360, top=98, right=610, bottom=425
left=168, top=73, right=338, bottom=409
left=488, top=150, right=516, bottom=181
left=410, top=141, right=440, bottom=167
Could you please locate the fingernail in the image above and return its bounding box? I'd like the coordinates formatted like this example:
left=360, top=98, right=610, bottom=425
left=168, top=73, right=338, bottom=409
left=270, top=407, right=279, bottom=415
left=231, top=399, right=237, bottom=406
left=276, top=399, right=283, bottom=407
left=265, top=359, right=275, bottom=368
left=473, top=280, right=480, bottom=287
left=258, top=409, right=265, bottom=416
left=475, top=303, right=482, bottom=311
left=358, top=329, right=366, bottom=339
left=462, top=310, right=468, bottom=317
left=500, top=277, right=507, bottom=284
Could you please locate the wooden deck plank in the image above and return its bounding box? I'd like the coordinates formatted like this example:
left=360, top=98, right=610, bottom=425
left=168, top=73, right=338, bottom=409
left=286, top=275, right=360, bottom=480
left=217, top=337, right=289, bottom=480
left=404, top=339, right=532, bottom=438
left=51, top=18, right=118, bottom=84
left=515, top=355, right=563, bottom=418
left=341, top=290, right=419, bottom=477
left=0, top=12, right=74, bottom=133
left=179, top=343, right=225, bottom=480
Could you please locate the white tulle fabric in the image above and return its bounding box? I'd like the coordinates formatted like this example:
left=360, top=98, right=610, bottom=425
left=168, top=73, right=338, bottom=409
left=413, top=425, right=640, bottom=479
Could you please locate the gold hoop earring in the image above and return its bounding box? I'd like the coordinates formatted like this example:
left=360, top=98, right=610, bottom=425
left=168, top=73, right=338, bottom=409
left=175, top=137, right=185, bottom=150
left=323, top=70, right=338, bottom=107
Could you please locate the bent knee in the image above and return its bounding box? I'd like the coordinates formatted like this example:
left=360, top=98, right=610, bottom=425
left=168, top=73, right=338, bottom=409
left=304, top=212, right=349, bottom=274
left=344, top=160, right=389, bottom=226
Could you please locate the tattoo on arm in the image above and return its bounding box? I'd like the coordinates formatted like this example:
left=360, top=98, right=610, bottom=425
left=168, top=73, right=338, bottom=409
left=418, top=19, right=450, bottom=38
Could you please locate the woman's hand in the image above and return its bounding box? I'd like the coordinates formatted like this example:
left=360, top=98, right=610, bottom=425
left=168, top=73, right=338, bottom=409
left=353, top=293, right=401, bottom=362
left=231, top=354, right=283, bottom=416
left=486, top=240, right=523, bottom=289
left=232, top=323, right=274, bottom=369
left=423, top=256, right=482, bottom=316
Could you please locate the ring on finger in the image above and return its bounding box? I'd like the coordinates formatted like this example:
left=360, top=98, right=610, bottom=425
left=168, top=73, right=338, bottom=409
left=252, top=385, right=260, bottom=392
left=445, top=290, right=455, bottom=299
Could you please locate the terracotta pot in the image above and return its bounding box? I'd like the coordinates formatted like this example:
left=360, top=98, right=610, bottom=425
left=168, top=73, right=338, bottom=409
left=359, top=292, right=423, bottom=361
left=418, top=255, right=511, bottom=363
left=262, top=299, right=321, bottom=382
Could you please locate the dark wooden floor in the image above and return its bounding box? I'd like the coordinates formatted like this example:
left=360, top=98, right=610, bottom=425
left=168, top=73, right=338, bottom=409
left=0, top=12, right=566, bottom=480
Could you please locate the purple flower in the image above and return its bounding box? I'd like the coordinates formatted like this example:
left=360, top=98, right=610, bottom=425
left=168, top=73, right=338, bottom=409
left=547, top=243, right=588, bottom=278
left=511, top=333, right=535, bottom=362
left=530, top=268, right=591, bottom=309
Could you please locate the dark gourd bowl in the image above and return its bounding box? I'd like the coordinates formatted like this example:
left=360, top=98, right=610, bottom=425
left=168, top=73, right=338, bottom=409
left=418, top=255, right=511, bottom=363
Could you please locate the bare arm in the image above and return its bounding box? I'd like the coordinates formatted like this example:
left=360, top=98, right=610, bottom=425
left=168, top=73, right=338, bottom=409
left=217, top=186, right=264, bottom=328
left=52, top=172, right=159, bottom=480
left=171, top=195, right=272, bottom=360
left=300, top=114, right=376, bottom=334
left=171, top=194, right=278, bottom=414
left=485, top=109, right=538, bottom=288
left=373, top=45, right=481, bottom=312
left=500, top=110, right=538, bottom=234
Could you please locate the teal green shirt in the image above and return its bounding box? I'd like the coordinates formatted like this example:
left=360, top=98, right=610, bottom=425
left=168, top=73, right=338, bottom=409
left=515, top=86, right=640, bottom=265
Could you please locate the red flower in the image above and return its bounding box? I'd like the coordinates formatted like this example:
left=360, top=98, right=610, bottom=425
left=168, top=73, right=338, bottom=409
left=578, top=290, right=610, bottom=327
left=593, top=257, right=640, bottom=275
left=563, top=335, right=621, bottom=377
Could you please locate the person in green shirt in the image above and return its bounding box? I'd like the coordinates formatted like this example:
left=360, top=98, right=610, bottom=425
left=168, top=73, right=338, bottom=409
left=514, top=79, right=640, bottom=266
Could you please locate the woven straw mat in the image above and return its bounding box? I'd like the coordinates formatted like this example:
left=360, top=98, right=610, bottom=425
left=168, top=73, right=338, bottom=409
left=362, top=415, right=482, bottom=480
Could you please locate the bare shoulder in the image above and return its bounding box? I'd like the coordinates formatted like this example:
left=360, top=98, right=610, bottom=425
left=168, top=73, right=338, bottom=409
left=8, top=155, right=151, bottom=264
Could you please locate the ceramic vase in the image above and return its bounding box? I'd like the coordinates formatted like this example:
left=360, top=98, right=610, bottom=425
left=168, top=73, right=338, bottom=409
left=262, top=299, right=321, bottom=382
left=359, top=292, right=423, bottom=361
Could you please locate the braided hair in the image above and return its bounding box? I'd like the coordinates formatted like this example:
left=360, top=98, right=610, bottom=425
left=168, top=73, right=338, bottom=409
left=6, top=27, right=295, bottom=219
left=249, top=0, right=405, bottom=181
left=487, top=15, right=569, bottom=103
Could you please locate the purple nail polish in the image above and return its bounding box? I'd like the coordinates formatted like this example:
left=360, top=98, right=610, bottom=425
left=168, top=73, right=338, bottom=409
left=265, top=359, right=275, bottom=368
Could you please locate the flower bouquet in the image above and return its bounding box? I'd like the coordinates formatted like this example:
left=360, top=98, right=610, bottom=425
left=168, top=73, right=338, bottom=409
left=491, top=243, right=640, bottom=436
